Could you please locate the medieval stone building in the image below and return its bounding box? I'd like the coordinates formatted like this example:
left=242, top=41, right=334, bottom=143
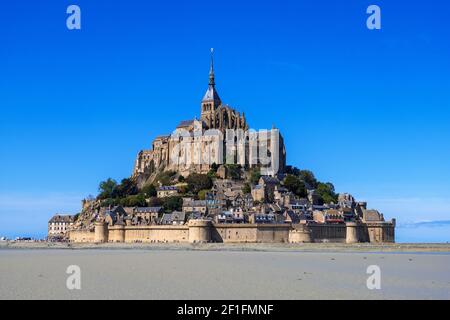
left=133, top=51, right=286, bottom=185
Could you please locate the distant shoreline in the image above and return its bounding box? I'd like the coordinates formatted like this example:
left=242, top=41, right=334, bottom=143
left=1, top=242, right=450, bottom=253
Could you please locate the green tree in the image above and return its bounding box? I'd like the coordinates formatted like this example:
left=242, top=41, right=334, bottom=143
left=242, top=182, right=251, bottom=194
left=120, top=194, right=146, bottom=207
left=198, top=189, right=209, bottom=200
left=210, top=162, right=219, bottom=173
left=115, top=178, right=138, bottom=198
left=163, top=196, right=183, bottom=212
left=249, top=167, right=261, bottom=185
left=207, top=169, right=217, bottom=179
left=298, top=170, right=318, bottom=189
left=147, top=197, right=163, bottom=207
left=177, top=185, right=189, bottom=195
left=98, top=178, right=118, bottom=199
left=155, top=170, right=177, bottom=186
left=186, top=173, right=213, bottom=194
left=285, top=166, right=300, bottom=176
left=141, top=184, right=157, bottom=197
left=100, top=198, right=120, bottom=207
left=284, top=175, right=307, bottom=197
left=207, top=163, right=219, bottom=179
left=226, top=164, right=242, bottom=180
left=315, top=182, right=337, bottom=204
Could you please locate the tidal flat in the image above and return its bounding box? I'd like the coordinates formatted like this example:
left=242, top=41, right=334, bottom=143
left=1, top=243, right=449, bottom=300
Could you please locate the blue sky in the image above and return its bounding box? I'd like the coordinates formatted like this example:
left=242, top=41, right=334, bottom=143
left=0, top=0, right=449, bottom=241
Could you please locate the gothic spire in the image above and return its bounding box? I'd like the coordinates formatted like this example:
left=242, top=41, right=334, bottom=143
left=202, top=48, right=221, bottom=104
left=209, top=48, right=215, bottom=86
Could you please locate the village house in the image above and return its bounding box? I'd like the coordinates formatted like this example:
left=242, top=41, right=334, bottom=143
left=182, top=199, right=208, bottom=215
left=157, top=186, right=179, bottom=198
left=216, top=211, right=234, bottom=224
left=313, top=209, right=344, bottom=224
left=216, top=208, right=246, bottom=224
left=282, top=210, right=304, bottom=224
left=287, top=199, right=309, bottom=211
left=103, top=206, right=127, bottom=226
left=186, top=211, right=203, bottom=221
left=252, top=176, right=279, bottom=203
left=341, top=207, right=355, bottom=222
left=307, top=189, right=320, bottom=205
left=48, top=214, right=75, bottom=239
left=205, top=192, right=224, bottom=215
left=338, top=193, right=356, bottom=208
left=249, top=212, right=276, bottom=224
left=273, top=185, right=289, bottom=203
left=160, top=211, right=186, bottom=225
left=131, top=207, right=163, bottom=225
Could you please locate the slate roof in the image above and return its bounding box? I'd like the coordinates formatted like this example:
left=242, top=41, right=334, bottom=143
left=260, top=176, right=279, bottom=184
left=177, top=120, right=195, bottom=128
left=202, top=85, right=221, bottom=102
left=154, top=135, right=170, bottom=140
left=49, top=215, right=75, bottom=223
left=161, top=212, right=186, bottom=224
left=158, top=186, right=178, bottom=191
left=364, top=210, right=383, bottom=221
left=134, top=207, right=162, bottom=213
left=183, top=200, right=207, bottom=207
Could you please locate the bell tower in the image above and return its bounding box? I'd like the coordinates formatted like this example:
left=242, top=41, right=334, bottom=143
left=201, top=48, right=221, bottom=126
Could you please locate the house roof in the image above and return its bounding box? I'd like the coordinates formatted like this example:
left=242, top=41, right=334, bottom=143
left=161, top=212, right=186, bottom=224
left=183, top=200, right=207, bottom=207
left=134, top=207, right=162, bottom=213
left=49, top=215, right=75, bottom=223
left=364, top=210, right=383, bottom=221
left=177, top=120, right=194, bottom=128
left=154, top=135, right=170, bottom=140
left=260, top=176, right=279, bottom=184
left=158, top=186, right=178, bottom=191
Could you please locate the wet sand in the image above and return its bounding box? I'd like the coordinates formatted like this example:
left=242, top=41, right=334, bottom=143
left=1, top=244, right=449, bottom=300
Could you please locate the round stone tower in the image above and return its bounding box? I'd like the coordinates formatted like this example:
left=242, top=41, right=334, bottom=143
left=188, top=219, right=212, bottom=243
left=289, top=229, right=312, bottom=243
left=346, top=222, right=359, bottom=244
left=110, top=224, right=125, bottom=243
left=94, top=222, right=108, bottom=243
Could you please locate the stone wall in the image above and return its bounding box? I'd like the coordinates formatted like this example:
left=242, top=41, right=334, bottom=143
left=293, top=222, right=396, bottom=244
left=69, top=230, right=95, bottom=243
left=124, top=226, right=189, bottom=243
left=211, top=224, right=291, bottom=243
left=69, top=221, right=395, bottom=244
left=212, top=224, right=257, bottom=243
left=303, top=224, right=347, bottom=243
left=365, top=222, right=395, bottom=243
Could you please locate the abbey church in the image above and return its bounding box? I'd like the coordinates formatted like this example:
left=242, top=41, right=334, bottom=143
left=133, top=51, right=287, bottom=185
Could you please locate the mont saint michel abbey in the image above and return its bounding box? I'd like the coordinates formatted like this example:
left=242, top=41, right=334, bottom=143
left=133, top=51, right=286, bottom=184
left=54, top=51, right=395, bottom=245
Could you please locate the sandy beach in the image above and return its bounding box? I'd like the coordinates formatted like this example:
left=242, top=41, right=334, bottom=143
left=1, top=243, right=449, bottom=300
